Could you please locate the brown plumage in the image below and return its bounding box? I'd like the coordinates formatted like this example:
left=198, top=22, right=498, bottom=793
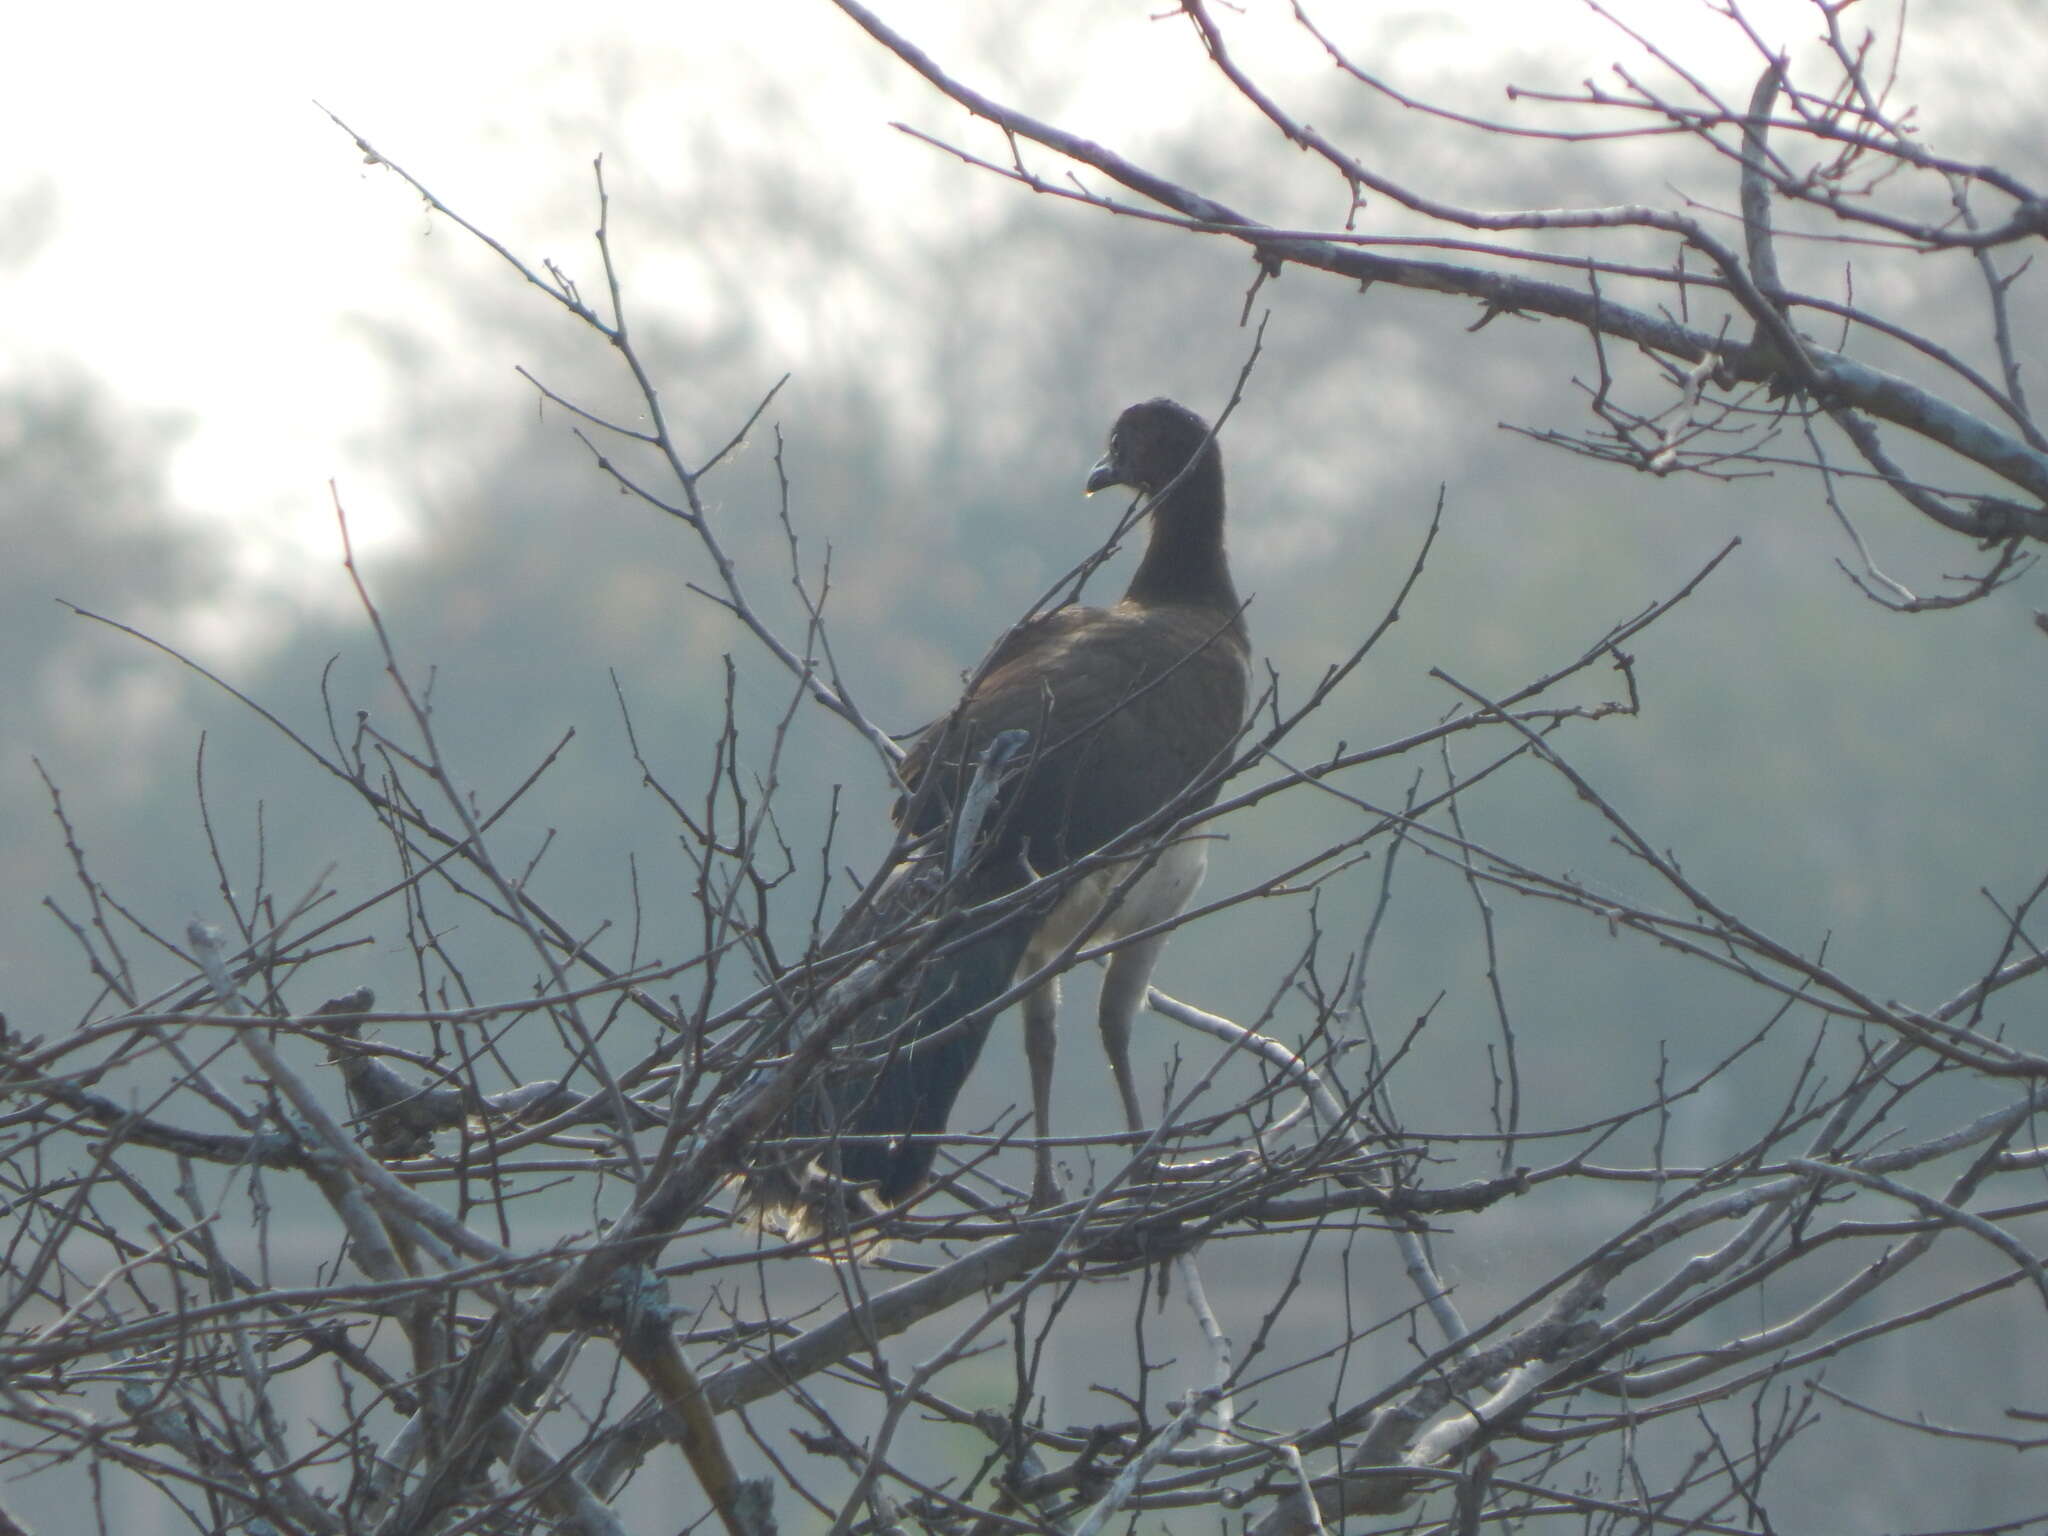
left=745, top=398, right=1249, bottom=1231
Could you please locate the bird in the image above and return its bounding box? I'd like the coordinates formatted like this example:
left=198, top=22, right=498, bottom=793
left=742, top=398, right=1249, bottom=1234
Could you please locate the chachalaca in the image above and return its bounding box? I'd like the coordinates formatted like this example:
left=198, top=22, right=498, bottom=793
left=745, top=397, right=1249, bottom=1232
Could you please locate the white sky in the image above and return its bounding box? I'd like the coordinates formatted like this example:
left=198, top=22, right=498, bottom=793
left=0, top=0, right=1973, bottom=603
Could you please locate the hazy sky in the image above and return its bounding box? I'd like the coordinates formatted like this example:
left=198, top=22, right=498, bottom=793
left=2, top=1, right=1928, bottom=580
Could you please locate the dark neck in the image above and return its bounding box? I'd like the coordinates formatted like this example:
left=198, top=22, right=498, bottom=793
left=1124, top=450, right=1238, bottom=616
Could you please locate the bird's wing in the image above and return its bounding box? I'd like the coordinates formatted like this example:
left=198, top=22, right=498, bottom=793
left=901, top=601, right=1249, bottom=872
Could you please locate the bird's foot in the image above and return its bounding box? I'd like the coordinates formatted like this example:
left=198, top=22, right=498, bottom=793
left=1028, top=1155, right=1065, bottom=1211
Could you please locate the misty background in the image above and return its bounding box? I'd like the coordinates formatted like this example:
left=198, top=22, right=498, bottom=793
left=3, top=2, right=2043, bottom=1530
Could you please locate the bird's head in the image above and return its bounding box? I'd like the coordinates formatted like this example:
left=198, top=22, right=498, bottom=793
left=1085, top=398, right=1216, bottom=496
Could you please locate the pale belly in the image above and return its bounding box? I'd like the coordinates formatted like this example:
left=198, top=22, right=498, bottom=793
left=1017, top=837, right=1209, bottom=979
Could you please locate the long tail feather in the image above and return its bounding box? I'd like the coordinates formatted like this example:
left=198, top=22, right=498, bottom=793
left=822, top=915, right=1034, bottom=1204
left=735, top=859, right=1033, bottom=1237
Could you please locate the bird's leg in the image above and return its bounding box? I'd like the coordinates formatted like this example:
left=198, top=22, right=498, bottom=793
left=1102, top=935, right=1248, bottom=1189
left=1098, top=933, right=1167, bottom=1137
left=1022, top=979, right=1062, bottom=1208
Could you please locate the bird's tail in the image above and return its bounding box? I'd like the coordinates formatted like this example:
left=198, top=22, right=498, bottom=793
left=734, top=867, right=1035, bottom=1240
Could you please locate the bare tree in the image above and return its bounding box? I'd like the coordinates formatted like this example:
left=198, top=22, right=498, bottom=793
left=5, top=6, right=2047, bottom=1535
left=835, top=0, right=2048, bottom=612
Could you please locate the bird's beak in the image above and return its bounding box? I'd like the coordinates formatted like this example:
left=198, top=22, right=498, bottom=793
left=1084, top=454, right=1122, bottom=495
